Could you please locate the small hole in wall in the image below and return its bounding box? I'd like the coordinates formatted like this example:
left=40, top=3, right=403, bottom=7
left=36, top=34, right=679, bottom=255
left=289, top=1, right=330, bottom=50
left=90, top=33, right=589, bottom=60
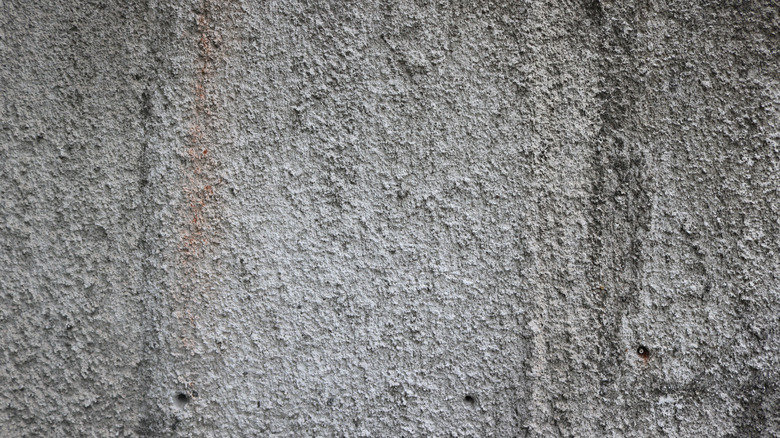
left=464, top=395, right=476, bottom=405
left=175, top=392, right=190, bottom=408
left=637, top=345, right=650, bottom=361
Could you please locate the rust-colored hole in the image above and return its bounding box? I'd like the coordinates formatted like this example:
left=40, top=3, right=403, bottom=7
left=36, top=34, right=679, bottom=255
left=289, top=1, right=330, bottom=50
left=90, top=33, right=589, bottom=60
left=637, top=345, right=650, bottom=361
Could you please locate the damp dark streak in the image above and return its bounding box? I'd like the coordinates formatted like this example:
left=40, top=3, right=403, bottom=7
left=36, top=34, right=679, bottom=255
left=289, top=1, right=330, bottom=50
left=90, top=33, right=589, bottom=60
left=586, top=2, right=652, bottom=386
left=136, top=3, right=172, bottom=434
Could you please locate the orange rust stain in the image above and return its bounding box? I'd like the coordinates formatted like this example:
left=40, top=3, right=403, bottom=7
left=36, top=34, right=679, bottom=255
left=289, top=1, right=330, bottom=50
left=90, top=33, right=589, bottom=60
left=177, top=0, right=231, bottom=350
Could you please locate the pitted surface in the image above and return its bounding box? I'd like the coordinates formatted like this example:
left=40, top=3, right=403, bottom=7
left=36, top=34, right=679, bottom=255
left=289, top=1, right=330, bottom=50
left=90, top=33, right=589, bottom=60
left=1, top=1, right=779, bottom=436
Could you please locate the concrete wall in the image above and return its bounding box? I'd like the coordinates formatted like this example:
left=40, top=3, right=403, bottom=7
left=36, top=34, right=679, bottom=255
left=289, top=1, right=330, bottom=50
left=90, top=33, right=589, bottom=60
left=1, top=1, right=779, bottom=436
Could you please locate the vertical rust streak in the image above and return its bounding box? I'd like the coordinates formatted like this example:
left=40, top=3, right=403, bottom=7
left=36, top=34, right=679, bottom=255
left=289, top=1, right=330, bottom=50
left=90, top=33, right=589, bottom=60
left=177, top=0, right=224, bottom=352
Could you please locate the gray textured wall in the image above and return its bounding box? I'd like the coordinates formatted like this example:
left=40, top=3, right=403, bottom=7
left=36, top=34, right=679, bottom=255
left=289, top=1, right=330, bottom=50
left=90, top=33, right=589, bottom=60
left=2, top=1, right=779, bottom=436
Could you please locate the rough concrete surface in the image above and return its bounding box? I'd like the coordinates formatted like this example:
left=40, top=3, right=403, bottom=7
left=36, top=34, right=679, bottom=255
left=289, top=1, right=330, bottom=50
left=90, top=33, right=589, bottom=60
left=1, top=0, right=779, bottom=436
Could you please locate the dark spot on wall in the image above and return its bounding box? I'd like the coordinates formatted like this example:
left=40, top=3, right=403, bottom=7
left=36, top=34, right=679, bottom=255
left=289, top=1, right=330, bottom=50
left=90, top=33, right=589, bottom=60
left=637, top=345, right=650, bottom=360
left=733, top=377, right=777, bottom=437
left=175, top=392, right=190, bottom=408
left=135, top=417, right=154, bottom=436
left=583, top=0, right=603, bottom=21
left=141, top=90, right=152, bottom=119
left=464, top=394, right=476, bottom=405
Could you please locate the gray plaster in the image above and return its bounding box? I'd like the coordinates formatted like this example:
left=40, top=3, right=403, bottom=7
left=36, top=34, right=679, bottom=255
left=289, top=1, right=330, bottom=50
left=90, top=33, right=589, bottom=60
left=1, top=0, right=779, bottom=436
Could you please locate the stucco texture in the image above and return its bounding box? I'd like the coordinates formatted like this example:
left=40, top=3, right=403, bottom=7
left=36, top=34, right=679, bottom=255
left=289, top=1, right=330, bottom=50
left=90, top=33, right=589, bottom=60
left=1, top=0, right=779, bottom=436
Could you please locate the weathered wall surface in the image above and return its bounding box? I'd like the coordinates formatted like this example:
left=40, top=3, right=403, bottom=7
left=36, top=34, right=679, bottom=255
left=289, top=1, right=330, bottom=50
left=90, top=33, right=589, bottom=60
left=1, top=0, right=778, bottom=436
